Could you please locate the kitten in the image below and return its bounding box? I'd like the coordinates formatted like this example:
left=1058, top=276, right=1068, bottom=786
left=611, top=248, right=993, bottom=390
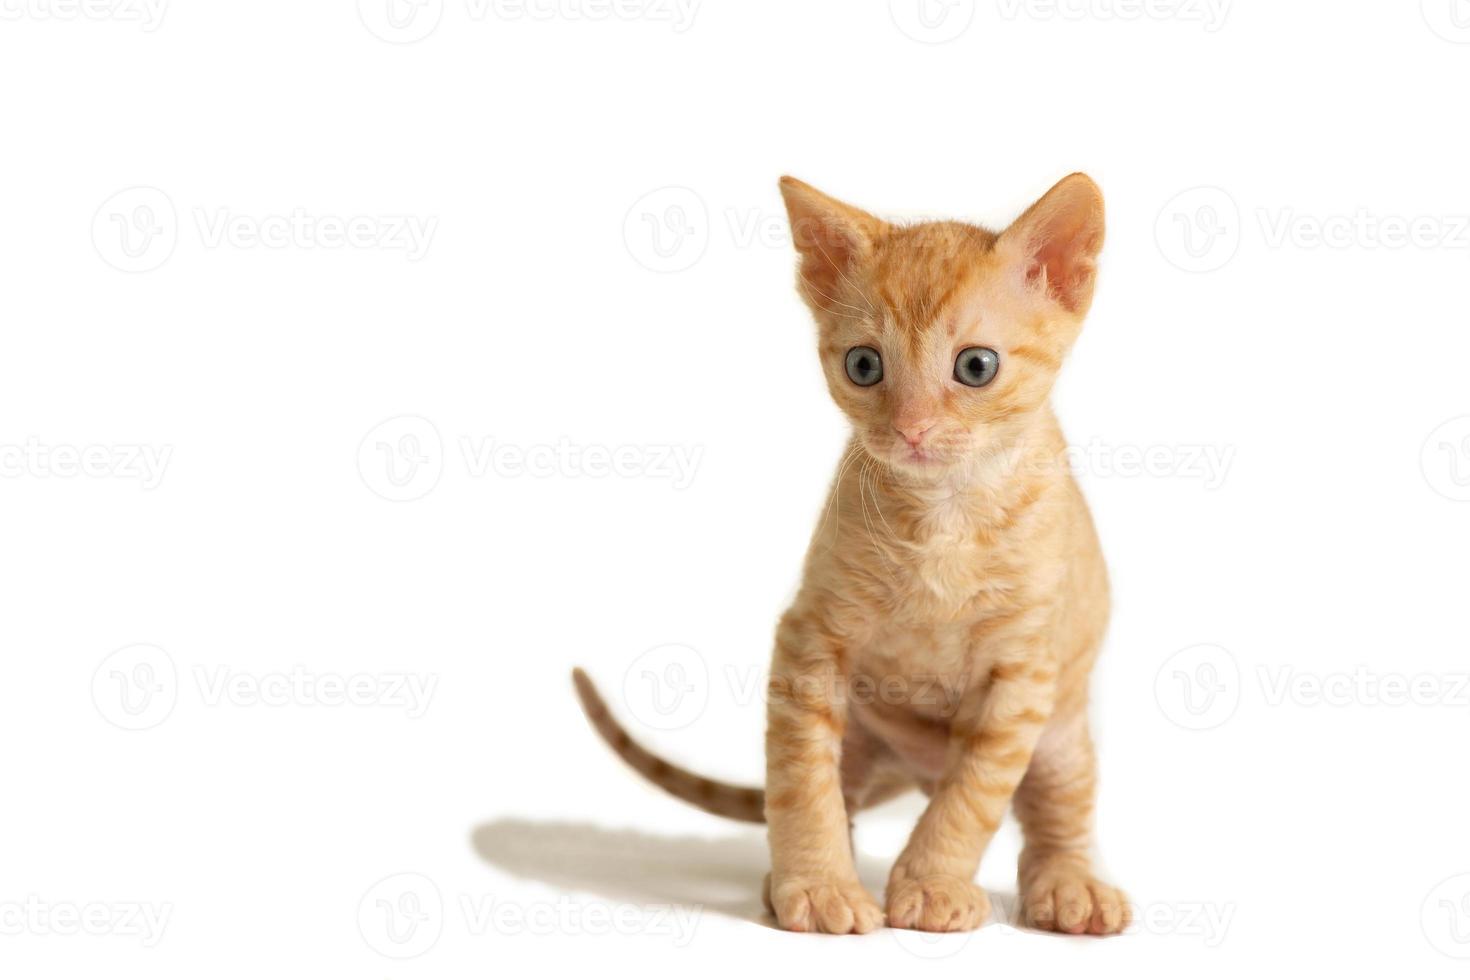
left=573, top=174, right=1127, bottom=935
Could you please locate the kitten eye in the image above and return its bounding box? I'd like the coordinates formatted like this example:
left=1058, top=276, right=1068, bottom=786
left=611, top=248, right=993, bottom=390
left=954, top=347, right=1000, bottom=388
left=844, top=346, right=883, bottom=387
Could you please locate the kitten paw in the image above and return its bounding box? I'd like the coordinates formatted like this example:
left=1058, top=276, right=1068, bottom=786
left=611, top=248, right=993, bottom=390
left=1021, top=869, right=1131, bottom=935
left=764, top=872, right=884, bottom=934
left=885, top=872, right=990, bottom=932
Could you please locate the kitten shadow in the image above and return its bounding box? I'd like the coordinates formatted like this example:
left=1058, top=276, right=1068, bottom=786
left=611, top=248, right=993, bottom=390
left=469, top=817, right=887, bottom=924
left=469, top=817, right=1024, bottom=931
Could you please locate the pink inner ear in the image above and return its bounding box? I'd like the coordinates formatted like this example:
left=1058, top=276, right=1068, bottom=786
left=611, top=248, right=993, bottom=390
left=1024, top=220, right=1100, bottom=314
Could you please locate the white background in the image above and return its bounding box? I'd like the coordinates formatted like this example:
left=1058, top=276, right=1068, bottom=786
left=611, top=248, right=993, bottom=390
left=3, top=1, right=1469, bottom=977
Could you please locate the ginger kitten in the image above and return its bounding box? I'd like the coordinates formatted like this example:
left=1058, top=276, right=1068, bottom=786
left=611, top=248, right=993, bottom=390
left=574, top=174, right=1127, bottom=935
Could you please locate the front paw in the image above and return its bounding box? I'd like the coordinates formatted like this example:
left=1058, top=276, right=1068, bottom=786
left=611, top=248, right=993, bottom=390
left=1021, top=867, right=1131, bottom=935
left=885, top=871, right=990, bottom=932
left=764, top=872, right=884, bottom=934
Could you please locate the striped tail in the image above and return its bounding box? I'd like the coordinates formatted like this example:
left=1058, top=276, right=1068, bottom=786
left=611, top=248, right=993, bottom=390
left=571, top=668, right=766, bottom=824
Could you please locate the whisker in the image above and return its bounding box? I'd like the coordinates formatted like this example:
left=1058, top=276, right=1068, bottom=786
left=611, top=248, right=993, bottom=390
left=818, top=443, right=862, bottom=550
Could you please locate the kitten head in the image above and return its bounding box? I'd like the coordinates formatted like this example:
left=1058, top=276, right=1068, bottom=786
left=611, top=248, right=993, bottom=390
left=779, top=174, right=1104, bottom=479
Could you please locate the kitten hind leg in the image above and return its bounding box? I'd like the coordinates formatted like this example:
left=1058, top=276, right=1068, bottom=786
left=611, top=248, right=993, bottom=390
left=1012, top=711, right=1131, bottom=935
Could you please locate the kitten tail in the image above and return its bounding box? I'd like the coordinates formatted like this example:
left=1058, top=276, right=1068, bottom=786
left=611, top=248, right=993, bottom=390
left=571, top=668, right=766, bottom=824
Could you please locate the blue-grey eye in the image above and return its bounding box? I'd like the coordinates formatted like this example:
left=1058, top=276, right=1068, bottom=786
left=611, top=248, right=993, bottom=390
left=845, top=346, right=883, bottom=387
left=954, top=347, right=999, bottom=387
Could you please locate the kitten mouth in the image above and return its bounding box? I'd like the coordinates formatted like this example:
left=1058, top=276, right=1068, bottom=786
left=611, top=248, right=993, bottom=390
left=885, top=443, right=947, bottom=469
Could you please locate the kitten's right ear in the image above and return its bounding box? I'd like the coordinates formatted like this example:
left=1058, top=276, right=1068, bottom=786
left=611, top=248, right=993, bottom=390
left=778, top=177, right=883, bottom=304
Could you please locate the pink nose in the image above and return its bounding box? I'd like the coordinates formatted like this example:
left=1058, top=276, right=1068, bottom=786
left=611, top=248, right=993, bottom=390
left=895, top=421, right=935, bottom=448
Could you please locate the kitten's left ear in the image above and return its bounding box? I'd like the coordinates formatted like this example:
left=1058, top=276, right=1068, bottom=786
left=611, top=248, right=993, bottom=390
left=997, top=173, right=1105, bottom=316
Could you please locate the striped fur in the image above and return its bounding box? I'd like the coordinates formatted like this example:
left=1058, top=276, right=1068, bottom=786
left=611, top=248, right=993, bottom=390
left=574, top=175, right=1128, bottom=937
left=572, top=668, right=766, bottom=823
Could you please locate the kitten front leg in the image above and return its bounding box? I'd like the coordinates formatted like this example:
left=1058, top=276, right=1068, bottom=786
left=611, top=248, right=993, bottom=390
left=763, top=609, right=883, bottom=935
left=887, top=657, right=1056, bottom=932
left=1013, top=711, right=1131, bottom=935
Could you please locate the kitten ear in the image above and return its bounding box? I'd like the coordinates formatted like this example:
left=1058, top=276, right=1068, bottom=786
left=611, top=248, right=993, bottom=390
left=778, top=177, right=884, bottom=304
left=997, top=173, right=1105, bottom=316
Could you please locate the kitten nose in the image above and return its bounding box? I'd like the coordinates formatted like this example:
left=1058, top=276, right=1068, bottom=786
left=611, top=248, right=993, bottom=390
left=895, top=420, right=936, bottom=448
